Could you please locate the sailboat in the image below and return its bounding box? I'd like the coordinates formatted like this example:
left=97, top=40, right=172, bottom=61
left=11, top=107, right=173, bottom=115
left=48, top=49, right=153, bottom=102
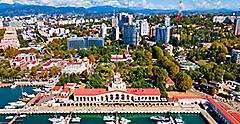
left=19, top=86, right=31, bottom=102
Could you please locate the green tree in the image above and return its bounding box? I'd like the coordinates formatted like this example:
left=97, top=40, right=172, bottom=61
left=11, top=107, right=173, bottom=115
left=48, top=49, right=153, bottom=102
left=175, top=71, right=193, bottom=91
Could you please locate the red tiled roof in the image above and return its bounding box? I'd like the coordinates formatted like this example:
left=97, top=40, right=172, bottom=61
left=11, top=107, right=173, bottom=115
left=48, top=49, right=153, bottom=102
left=55, top=95, right=68, bottom=98
left=126, top=88, right=160, bottom=95
left=50, top=59, right=62, bottom=62
left=31, top=61, right=37, bottom=64
left=218, top=102, right=231, bottom=111
left=165, top=77, right=175, bottom=85
left=53, top=86, right=62, bottom=91
left=230, top=112, right=240, bottom=123
left=75, top=89, right=107, bottom=96
left=67, top=62, right=82, bottom=65
left=208, top=97, right=239, bottom=124
left=74, top=88, right=160, bottom=96
left=62, top=88, right=70, bottom=93
left=111, top=58, right=127, bottom=61
left=64, top=83, right=75, bottom=87
left=15, top=59, right=23, bottom=62
left=43, top=61, right=52, bottom=66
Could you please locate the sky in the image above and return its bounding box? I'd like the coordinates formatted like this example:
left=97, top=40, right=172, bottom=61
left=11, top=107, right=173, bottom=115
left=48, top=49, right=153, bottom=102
left=0, top=0, right=239, bottom=10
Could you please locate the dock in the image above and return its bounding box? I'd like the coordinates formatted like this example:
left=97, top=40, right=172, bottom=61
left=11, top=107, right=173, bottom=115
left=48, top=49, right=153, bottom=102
left=200, top=109, right=217, bottom=124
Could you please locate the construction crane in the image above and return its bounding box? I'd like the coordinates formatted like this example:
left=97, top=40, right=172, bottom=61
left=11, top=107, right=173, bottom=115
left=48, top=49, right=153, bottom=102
left=177, top=0, right=184, bottom=21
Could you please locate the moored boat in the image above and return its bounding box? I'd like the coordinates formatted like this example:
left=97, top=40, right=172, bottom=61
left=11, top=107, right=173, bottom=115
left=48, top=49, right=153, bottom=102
left=10, top=83, right=17, bottom=89
left=103, top=115, right=115, bottom=121
left=105, top=121, right=115, bottom=124
left=33, top=88, right=42, bottom=92
left=120, top=117, right=131, bottom=124
left=71, top=117, right=81, bottom=123
left=8, top=101, right=26, bottom=107
left=4, top=105, right=16, bottom=109
left=19, top=98, right=31, bottom=102
left=19, top=114, right=27, bottom=118
left=174, top=114, right=184, bottom=124
left=48, top=116, right=65, bottom=123
left=150, top=115, right=169, bottom=121
left=5, top=116, right=14, bottom=120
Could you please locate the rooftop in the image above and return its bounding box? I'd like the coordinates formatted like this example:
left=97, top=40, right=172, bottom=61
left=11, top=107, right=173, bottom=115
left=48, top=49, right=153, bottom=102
left=74, top=88, right=160, bottom=96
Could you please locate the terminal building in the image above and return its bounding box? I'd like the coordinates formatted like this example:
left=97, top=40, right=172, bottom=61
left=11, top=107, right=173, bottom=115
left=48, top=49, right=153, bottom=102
left=73, top=73, right=162, bottom=107
left=67, top=37, right=104, bottom=50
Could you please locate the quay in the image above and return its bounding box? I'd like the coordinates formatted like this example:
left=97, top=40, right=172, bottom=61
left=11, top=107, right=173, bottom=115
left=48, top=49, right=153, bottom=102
left=0, top=106, right=202, bottom=115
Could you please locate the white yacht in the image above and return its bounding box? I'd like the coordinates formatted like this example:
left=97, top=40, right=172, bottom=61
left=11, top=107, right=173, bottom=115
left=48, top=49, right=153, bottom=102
left=8, top=101, right=26, bottom=107
left=27, top=94, right=35, bottom=98
left=120, top=117, right=131, bottom=124
left=10, top=84, right=17, bottom=89
left=4, top=105, right=16, bottom=109
left=19, top=114, right=27, bottom=118
left=48, top=116, right=65, bottom=123
left=103, top=115, right=115, bottom=121
left=174, top=114, right=184, bottom=124
left=5, top=116, right=14, bottom=120
left=33, top=88, right=42, bottom=92
left=150, top=115, right=169, bottom=121
left=71, top=117, right=81, bottom=123
left=105, top=121, right=115, bottom=124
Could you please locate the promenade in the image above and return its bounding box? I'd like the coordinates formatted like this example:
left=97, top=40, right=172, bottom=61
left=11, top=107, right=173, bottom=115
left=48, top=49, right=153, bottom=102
left=0, top=105, right=201, bottom=114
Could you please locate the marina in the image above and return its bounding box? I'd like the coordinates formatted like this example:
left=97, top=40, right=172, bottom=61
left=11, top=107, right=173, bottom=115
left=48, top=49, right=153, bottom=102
left=0, top=113, right=208, bottom=124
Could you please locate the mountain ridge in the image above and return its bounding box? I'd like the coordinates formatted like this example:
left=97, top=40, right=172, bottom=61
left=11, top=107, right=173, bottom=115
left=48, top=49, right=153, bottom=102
left=0, top=3, right=234, bottom=16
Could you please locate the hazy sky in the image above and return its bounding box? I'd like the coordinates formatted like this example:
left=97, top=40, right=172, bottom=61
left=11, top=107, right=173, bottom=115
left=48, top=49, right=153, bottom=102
left=0, top=0, right=239, bottom=10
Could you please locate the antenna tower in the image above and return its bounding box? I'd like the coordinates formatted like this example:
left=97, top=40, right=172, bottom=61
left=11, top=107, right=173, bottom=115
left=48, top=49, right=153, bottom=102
left=177, top=0, right=183, bottom=21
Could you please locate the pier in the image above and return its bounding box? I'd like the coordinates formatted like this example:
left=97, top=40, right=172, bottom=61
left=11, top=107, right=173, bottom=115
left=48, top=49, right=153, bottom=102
left=200, top=109, right=217, bottom=124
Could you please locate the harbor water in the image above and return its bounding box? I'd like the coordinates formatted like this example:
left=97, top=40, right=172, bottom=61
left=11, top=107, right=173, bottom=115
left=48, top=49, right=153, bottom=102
left=0, top=87, right=208, bottom=124
left=0, top=113, right=208, bottom=124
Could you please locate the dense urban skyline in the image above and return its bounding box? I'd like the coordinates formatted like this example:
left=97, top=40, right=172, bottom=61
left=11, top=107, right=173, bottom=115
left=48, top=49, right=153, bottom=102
left=0, top=0, right=239, bottom=10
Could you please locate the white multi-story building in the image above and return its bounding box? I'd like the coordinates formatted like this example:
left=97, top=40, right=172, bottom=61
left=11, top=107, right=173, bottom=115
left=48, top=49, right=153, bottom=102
left=0, top=27, right=20, bottom=49
left=100, top=23, right=107, bottom=38
left=72, top=72, right=162, bottom=107
left=136, top=19, right=149, bottom=36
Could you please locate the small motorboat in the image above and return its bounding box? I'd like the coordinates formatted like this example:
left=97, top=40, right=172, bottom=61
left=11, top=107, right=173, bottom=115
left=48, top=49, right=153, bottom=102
left=8, top=101, right=26, bottom=107
left=5, top=116, right=14, bottom=120
left=48, top=116, right=65, bottom=123
left=105, top=121, right=115, bottom=124
left=103, top=115, right=115, bottom=121
left=27, top=94, right=35, bottom=98
left=33, top=88, right=42, bottom=92
left=174, top=114, right=184, bottom=124
left=71, top=117, right=81, bottom=123
left=19, top=114, right=27, bottom=118
left=4, top=105, right=16, bottom=109
left=19, top=98, right=31, bottom=102
left=120, top=117, right=131, bottom=124
left=10, top=84, right=17, bottom=89
left=150, top=115, right=169, bottom=121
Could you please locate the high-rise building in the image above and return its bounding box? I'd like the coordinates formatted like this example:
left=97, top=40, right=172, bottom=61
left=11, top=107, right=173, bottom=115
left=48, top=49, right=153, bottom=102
left=165, top=16, right=171, bottom=27
left=150, top=25, right=157, bottom=38
left=234, top=18, right=240, bottom=36
left=136, top=19, right=149, bottom=36
left=118, top=12, right=132, bottom=28
left=155, top=16, right=172, bottom=44
left=155, top=26, right=171, bottom=44
left=67, top=37, right=104, bottom=49
left=112, top=15, right=118, bottom=27
left=100, top=23, right=107, bottom=38
left=123, top=24, right=140, bottom=45
left=112, top=26, right=119, bottom=40
left=0, top=18, right=3, bottom=28
left=231, top=49, right=240, bottom=64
